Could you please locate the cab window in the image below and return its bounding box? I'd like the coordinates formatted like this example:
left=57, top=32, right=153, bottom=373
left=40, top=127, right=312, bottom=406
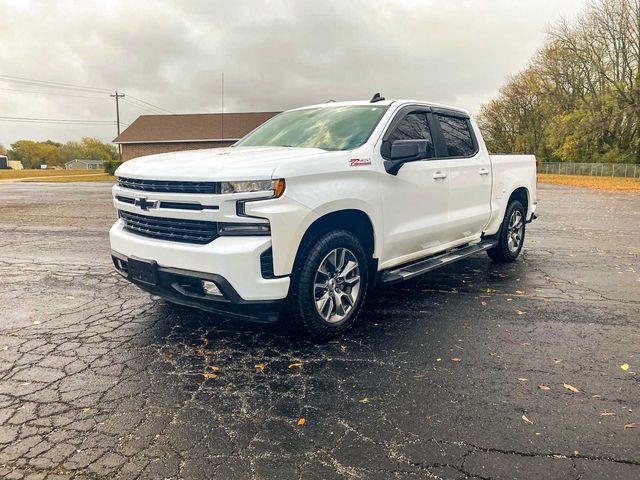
left=437, top=115, right=475, bottom=157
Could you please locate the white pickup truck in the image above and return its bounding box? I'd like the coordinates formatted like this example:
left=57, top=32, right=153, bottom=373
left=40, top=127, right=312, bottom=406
left=110, top=96, right=537, bottom=339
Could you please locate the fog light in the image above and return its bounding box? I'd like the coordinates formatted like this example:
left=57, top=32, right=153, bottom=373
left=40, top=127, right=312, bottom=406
left=202, top=280, right=222, bottom=296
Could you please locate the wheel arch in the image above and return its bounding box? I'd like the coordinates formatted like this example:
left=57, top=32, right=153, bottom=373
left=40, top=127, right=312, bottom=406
left=507, top=186, right=530, bottom=218
left=297, top=209, right=376, bottom=261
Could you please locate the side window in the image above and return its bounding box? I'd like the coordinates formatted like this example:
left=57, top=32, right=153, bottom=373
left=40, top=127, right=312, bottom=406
left=437, top=115, right=475, bottom=157
left=386, top=112, right=434, bottom=158
left=388, top=112, right=431, bottom=142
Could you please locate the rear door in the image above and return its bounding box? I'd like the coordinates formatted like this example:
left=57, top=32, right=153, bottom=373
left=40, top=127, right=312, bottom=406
left=432, top=112, right=492, bottom=242
left=378, top=107, right=451, bottom=265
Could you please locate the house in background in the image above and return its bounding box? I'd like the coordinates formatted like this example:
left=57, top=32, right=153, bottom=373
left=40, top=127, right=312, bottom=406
left=65, top=159, right=104, bottom=170
left=113, top=112, right=280, bottom=161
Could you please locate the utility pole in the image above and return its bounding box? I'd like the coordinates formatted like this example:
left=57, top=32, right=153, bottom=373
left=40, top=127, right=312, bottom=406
left=110, top=91, right=125, bottom=160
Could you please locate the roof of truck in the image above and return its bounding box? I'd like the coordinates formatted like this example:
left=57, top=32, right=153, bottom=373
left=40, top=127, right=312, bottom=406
left=292, top=99, right=470, bottom=116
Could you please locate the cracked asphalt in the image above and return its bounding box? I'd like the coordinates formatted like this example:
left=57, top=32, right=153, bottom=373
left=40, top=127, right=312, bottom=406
left=0, top=182, right=638, bottom=480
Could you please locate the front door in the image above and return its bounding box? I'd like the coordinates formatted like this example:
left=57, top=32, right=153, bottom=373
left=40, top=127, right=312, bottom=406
left=378, top=108, right=451, bottom=267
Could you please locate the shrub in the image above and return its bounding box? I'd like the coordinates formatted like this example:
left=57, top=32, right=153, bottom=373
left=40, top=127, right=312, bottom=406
left=104, top=160, right=122, bottom=176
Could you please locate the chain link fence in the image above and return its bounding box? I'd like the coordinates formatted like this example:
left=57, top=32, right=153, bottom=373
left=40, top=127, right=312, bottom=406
left=538, top=162, right=640, bottom=178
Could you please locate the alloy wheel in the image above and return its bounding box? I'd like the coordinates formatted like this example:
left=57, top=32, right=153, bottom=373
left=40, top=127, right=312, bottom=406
left=507, top=210, right=524, bottom=253
left=313, top=248, right=361, bottom=323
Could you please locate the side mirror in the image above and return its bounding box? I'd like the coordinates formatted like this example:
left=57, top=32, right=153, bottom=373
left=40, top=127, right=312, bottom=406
left=384, top=139, right=431, bottom=175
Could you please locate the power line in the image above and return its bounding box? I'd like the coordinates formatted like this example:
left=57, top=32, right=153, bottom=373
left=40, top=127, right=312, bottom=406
left=0, top=75, right=111, bottom=93
left=126, top=94, right=175, bottom=114
left=0, top=116, right=129, bottom=126
left=0, top=75, right=174, bottom=113
left=121, top=97, right=168, bottom=114
left=0, top=87, right=110, bottom=100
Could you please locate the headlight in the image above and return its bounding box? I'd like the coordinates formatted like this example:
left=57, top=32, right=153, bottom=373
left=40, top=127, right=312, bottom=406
left=220, top=179, right=285, bottom=197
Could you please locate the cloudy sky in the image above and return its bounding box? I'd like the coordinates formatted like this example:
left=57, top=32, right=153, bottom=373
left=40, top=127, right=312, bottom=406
left=0, top=0, right=588, bottom=147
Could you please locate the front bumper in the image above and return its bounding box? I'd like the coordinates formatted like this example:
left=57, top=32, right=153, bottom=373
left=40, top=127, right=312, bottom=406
left=112, top=251, right=284, bottom=322
left=110, top=219, right=290, bottom=302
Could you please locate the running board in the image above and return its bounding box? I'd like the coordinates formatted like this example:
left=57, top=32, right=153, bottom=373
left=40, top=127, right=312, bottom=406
left=379, top=239, right=498, bottom=285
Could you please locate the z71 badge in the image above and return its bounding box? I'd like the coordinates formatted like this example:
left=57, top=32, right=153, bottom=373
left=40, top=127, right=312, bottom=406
left=349, top=158, right=371, bottom=167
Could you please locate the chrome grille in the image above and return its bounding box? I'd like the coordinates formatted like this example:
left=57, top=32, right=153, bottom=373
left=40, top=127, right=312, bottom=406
left=118, top=177, right=220, bottom=194
left=119, top=210, right=218, bottom=244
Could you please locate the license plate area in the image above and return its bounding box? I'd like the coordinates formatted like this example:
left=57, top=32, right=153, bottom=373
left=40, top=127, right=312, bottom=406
left=128, top=258, right=158, bottom=286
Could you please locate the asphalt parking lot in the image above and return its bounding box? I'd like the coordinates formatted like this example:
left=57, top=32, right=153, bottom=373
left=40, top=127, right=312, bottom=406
left=0, top=182, right=638, bottom=480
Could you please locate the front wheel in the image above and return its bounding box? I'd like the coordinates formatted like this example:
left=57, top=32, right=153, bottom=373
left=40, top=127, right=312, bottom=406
left=487, top=200, right=526, bottom=262
left=286, top=230, right=369, bottom=340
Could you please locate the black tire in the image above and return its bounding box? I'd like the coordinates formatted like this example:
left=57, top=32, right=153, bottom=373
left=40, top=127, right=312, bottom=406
left=286, top=230, right=369, bottom=340
left=487, top=200, right=526, bottom=262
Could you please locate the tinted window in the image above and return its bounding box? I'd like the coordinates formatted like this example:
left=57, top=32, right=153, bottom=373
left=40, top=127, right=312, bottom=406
left=438, top=115, right=475, bottom=157
left=386, top=112, right=434, bottom=158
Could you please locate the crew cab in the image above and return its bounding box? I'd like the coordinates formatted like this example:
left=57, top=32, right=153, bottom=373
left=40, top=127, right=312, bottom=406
left=110, top=96, right=537, bottom=339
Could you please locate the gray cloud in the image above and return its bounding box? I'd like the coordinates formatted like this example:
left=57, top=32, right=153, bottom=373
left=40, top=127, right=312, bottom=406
left=0, top=0, right=588, bottom=146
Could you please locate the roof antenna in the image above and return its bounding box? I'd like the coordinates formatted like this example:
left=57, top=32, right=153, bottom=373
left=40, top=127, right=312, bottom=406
left=370, top=92, right=385, bottom=103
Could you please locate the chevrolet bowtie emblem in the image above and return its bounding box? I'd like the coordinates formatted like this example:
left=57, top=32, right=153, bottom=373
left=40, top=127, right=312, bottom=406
left=134, top=197, right=158, bottom=211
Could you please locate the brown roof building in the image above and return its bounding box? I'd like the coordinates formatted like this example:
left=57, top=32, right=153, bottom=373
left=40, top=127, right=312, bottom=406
left=113, top=112, right=280, bottom=161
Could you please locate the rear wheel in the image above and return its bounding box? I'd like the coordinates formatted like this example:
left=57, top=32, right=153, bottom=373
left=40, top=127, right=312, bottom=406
left=286, top=230, right=369, bottom=340
left=487, top=200, right=526, bottom=262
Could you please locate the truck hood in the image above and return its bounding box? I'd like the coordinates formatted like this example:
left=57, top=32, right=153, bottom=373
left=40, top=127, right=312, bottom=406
left=114, top=146, right=328, bottom=181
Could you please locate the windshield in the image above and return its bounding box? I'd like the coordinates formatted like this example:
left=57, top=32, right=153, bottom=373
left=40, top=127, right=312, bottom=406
left=235, top=105, right=388, bottom=151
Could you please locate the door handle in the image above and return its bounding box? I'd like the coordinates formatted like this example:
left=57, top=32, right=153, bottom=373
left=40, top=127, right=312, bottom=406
left=432, top=171, right=447, bottom=179
left=479, top=168, right=490, bottom=176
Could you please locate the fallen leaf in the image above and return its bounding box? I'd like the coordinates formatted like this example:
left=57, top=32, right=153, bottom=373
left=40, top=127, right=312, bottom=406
left=288, top=363, right=302, bottom=369
left=203, top=372, right=218, bottom=380
left=2, top=345, right=8, bottom=351
left=451, top=358, right=462, bottom=362
left=522, top=415, right=533, bottom=425
left=255, top=363, right=265, bottom=372
left=516, top=310, right=526, bottom=315
left=563, top=383, right=579, bottom=393
left=480, top=301, right=487, bottom=306
left=297, top=418, right=305, bottom=426
left=515, top=290, right=525, bottom=295
left=538, top=384, right=551, bottom=391
left=436, top=358, right=442, bottom=362
left=554, top=358, right=562, bottom=364
left=359, top=398, right=370, bottom=404
left=600, top=411, right=615, bottom=416
left=33, top=321, right=41, bottom=325
left=620, top=363, right=630, bottom=372
left=207, top=366, right=220, bottom=372
left=518, top=378, right=528, bottom=382
left=624, top=423, right=638, bottom=429
left=196, top=348, right=216, bottom=357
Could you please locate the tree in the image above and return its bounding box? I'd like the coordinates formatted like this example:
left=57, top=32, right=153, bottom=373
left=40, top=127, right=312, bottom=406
left=0, top=144, right=6, bottom=156
left=478, top=0, right=640, bottom=164
left=79, top=137, right=118, bottom=162
left=7, top=138, right=118, bottom=168
left=59, top=141, right=84, bottom=163
left=8, top=140, right=62, bottom=168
